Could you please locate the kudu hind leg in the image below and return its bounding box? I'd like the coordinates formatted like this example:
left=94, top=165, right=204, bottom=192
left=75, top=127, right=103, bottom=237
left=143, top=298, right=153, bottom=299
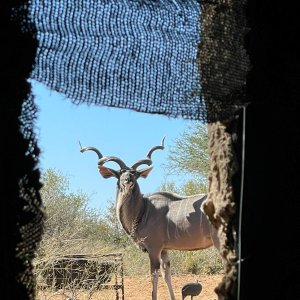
left=161, top=250, right=176, bottom=300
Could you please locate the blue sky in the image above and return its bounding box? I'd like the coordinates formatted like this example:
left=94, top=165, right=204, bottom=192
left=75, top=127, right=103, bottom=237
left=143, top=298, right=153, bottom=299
left=31, top=80, right=195, bottom=212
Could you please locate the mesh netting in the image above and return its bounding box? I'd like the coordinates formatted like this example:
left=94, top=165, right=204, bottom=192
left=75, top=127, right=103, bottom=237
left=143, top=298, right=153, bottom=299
left=29, top=0, right=208, bottom=121
left=4, top=0, right=250, bottom=299
left=4, top=0, right=299, bottom=299
left=2, top=2, right=44, bottom=299
left=28, top=0, right=248, bottom=123
left=199, top=0, right=249, bottom=122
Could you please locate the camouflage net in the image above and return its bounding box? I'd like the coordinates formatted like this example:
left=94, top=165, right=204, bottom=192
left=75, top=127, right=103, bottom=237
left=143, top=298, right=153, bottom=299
left=3, top=0, right=250, bottom=299
left=29, top=0, right=207, bottom=121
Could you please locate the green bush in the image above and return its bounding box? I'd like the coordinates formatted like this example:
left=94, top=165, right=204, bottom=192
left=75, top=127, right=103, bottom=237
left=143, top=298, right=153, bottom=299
left=170, top=247, right=224, bottom=275
left=35, top=169, right=224, bottom=278
left=118, top=244, right=224, bottom=276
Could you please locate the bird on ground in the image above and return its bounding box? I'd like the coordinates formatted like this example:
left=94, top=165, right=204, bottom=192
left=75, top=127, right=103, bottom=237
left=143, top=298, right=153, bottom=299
left=182, top=280, right=202, bottom=300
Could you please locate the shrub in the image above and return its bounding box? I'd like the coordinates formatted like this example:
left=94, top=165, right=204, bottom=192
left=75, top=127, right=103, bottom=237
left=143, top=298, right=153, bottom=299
left=35, top=169, right=224, bottom=279
left=170, top=247, right=224, bottom=275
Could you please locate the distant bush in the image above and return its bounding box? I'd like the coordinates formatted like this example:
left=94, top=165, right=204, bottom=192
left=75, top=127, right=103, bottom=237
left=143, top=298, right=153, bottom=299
left=178, top=247, right=224, bottom=275
left=35, top=169, right=224, bottom=279
left=112, top=244, right=224, bottom=276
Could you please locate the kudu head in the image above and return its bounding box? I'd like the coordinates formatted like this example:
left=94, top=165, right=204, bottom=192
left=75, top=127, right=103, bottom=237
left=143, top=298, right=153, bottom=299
left=79, top=137, right=165, bottom=194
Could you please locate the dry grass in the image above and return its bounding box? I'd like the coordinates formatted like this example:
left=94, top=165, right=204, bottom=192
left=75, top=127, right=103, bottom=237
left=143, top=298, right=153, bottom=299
left=34, top=237, right=223, bottom=299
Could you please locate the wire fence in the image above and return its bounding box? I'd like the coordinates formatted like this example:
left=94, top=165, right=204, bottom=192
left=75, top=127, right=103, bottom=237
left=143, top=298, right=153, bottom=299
left=35, top=253, right=124, bottom=300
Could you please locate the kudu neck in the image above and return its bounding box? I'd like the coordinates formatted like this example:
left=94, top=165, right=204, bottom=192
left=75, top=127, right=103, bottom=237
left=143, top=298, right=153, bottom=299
left=116, top=183, right=145, bottom=237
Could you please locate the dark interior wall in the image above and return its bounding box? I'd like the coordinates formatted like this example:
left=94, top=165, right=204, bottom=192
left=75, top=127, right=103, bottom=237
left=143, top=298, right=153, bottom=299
left=1, top=1, right=43, bottom=299
left=1, top=1, right=300, bottom=299
left=240, top=105, right=300, bottom=300
left=240, top=1, right=300, bottom=299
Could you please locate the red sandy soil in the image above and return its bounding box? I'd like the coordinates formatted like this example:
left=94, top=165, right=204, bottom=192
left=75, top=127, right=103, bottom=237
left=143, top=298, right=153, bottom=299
left=37, top=274, right=222, bottom=299
left=122, top=274, right=222, bottom=300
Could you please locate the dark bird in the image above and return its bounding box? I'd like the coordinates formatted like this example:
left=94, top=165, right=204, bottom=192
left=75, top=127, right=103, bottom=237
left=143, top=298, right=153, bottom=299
left=182, top=280, right=202, bottom=300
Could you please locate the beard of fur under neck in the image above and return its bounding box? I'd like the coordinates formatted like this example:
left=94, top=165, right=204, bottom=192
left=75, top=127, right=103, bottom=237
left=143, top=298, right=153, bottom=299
left=116, top=183, right=145, bottom=239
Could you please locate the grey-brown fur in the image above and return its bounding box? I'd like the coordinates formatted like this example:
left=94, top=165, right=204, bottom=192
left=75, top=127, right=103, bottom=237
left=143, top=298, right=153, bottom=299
left=80, top=138, right=219, bottom=300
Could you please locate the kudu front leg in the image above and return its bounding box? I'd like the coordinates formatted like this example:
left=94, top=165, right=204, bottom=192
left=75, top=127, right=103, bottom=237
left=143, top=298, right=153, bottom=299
left=161, top=250, right=176, bottom=300
left=149, top=254, right=161, bottom=300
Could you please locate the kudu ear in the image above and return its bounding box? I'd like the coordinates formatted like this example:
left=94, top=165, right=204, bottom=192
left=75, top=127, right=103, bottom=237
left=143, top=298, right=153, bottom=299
left=138, top=166, right=153, bottom=178
left=98, top=165, right=119, bottom=178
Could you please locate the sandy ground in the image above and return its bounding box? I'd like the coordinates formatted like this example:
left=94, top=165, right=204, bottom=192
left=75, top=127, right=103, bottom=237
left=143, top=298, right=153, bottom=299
left=122, top=274, right=222, bottom=300
left=37, top=274, right=223, bottom=299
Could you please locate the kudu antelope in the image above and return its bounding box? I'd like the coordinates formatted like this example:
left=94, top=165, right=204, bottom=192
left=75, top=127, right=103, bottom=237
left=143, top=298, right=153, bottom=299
left=80, top=138, right=219, bottom=300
